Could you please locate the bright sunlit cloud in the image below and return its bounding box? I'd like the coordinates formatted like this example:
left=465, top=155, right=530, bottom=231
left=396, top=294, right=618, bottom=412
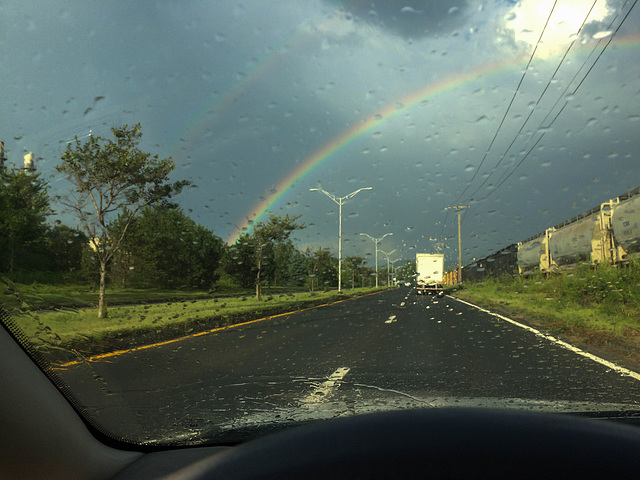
left=506, top=0, right=612, bottom=58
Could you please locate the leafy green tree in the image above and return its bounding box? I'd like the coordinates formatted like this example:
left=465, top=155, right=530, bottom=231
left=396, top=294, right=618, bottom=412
left=189, top=223, right=225, bottom=288
left=272, top=239, right=311, bottom=287
left=225, top=236, right=308, bottom=290
left=45, top=224, right=88, bottom=274
left=56, top=124, right=190, bottom=317
left=395, top=260, right=416, bottom=283
left=305, top=247, right=337, bottom=293
left=224, top=236, right=258, bottom=289
left=0, top=167, right=51, bottom=274
left=110, top=205, right=224, bottom=289
left=236, top=214, right=304, bottom=300
left=343, top=255, right=366, bottom=289
left=284, top=247, right=309, bottom=287
left=360, top=265, right=375, bottom=287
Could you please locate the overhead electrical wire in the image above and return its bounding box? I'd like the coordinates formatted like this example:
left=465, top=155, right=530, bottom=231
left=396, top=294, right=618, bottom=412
left=463, top=0, right=600, bottom=203
left=442, top=0, right=558, bottom=242
left=479, top=0, right=638, bottom=201
left=452, top=0, right=559, bottom=207
left=441, top=0, right=637, bottom=257
left=529, top=0, right=633, bottom=134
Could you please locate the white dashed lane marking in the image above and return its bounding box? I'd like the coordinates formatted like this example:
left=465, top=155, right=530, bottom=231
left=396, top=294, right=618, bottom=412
left=385, top=315, right=397, bottom=324
left=301, top=367, right=351, bottom=404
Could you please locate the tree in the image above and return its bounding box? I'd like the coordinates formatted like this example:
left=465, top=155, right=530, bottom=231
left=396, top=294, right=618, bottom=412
left=284, top=247, right=309, bottom=287
left=237, top=214, right=304, bottom=300
left=343, top=255, right=366, bottom=289
left=45, top=224, right=88, bottom=275
left=224, top=236, right=258, bottom=289
left=56, top=124, right=190, bottom=317
left=109, top=205, right=224, bottom=289
left=271, top=239, right=311, bottom=287
left=395, top=260, right=416, bottom=283
left=0, top=167, right=51, bottom=274
left=305, top=247, right=337, bottom=293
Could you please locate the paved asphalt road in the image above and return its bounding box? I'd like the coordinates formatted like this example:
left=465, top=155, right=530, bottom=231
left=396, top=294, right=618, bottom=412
left=57, top=288, right=640, bottom=444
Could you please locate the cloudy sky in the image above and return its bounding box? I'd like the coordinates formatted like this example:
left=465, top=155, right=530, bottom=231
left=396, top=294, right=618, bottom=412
left=2, top=0, right=639, bottom=269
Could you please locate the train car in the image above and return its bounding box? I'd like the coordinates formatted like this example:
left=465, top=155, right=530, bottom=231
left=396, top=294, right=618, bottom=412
left=611, top=193, right=640, bottom=258
left=463, top=244, right=518, bottom=283
left=517, top=235, right=545, bottom=271
left=548, top=214, right=598, bottom=266
left=463, top=188, right=639, bottom=283
left=487, top=244, right=518, bottom=276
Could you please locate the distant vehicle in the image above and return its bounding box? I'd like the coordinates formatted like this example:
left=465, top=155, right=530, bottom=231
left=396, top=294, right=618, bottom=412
left=416, top=253, right=444, bottom=297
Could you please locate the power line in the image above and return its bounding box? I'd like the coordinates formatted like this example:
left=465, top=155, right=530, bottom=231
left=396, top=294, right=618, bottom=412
left=473, top=0, right=638, bottom=203
left=463, top=0, right=600, bottom=202
left=444, top=0, right=637, bottom=254
left=570, top=0, right=637, bottom=95
left=523, top=0, right=634, bottom=143
left=454, top=0, right=558, bottom=205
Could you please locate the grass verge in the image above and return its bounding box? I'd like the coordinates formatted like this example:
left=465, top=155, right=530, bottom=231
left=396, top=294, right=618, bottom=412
left=0, top=279, right=256, bottom=310
left=452, top=262, right=640, bottom=370
left=5, top=287, right=386, bottom=363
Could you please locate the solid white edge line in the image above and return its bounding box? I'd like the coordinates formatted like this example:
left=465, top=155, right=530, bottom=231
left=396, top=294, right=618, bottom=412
left=451, top=296, right=640, bottom=381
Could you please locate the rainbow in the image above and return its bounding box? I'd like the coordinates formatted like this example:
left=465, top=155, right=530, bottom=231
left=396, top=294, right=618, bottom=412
left=224, top=57, right=513, bottom=244
left=224, top=31, right=640, bottom=244
left=157, top=21, right=637, bottom=245
left=167, top=26, right=316, bottom=158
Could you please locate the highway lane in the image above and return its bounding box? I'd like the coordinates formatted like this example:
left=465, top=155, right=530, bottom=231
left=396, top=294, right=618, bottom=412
left=55, top=288, right=640, bottom=444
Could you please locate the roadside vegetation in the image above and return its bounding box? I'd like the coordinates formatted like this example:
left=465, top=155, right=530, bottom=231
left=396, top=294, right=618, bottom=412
left=453, top=261, right=640, bottom=368
left=0, top=121, right=427, bottom=362
left=8, top=287, right=385, bottom=363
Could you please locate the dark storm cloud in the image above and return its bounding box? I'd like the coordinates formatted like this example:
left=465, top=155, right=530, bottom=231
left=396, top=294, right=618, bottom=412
left=323, top=0, right=471, bottom=38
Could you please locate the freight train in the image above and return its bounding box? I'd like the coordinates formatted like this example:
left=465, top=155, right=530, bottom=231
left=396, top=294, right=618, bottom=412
left=461, top=187, right=640, bottom=283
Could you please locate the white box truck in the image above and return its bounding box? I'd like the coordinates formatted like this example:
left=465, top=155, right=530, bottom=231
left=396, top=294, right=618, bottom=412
left=416, top=253, right=444, bottom=296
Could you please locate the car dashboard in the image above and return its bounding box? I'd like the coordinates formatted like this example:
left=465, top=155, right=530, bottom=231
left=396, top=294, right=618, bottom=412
left=3, top=323, right=640, bottom=480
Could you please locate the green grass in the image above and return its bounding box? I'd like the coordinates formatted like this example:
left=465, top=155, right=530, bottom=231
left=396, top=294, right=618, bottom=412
left=5, top=286, right=386, bottom=361
left=0, top=279, right=243, bottom=310
left=453, top=261, right=640, bottom=367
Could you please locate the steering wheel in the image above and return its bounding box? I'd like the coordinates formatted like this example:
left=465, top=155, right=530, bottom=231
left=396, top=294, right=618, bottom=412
left=169, top=408, right=640, bottom=479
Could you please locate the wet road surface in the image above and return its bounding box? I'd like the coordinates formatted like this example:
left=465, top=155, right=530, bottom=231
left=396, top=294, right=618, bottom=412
left=55, top=288, right=640, bottom=444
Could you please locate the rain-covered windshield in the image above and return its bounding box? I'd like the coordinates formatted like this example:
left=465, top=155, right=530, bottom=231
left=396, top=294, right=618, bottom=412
left=1, top=0, right=640, bottom=446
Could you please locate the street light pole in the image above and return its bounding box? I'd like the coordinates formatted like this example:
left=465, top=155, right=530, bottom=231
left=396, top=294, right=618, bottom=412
left=446, top=205, right=470, bottom=284
left=379, top=249, right=397, bottom=286
left=310, top=186, right=372, bottom=292
left=389, top=257, right=400, bottom=285
left=360, top=232, right=393, bottom=287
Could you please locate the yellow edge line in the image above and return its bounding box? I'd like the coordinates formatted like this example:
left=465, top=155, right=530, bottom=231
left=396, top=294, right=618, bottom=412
left=53, top=290, right=385, bottom=368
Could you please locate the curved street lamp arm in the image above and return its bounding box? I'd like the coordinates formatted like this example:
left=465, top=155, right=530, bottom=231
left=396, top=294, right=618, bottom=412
left=379, top=249, right=397, bottom=258
left=343, top=186, right=373, bottom=201
left=309, top=187, right=338, bottom=204
left=360, top=231, right=393, bottom=243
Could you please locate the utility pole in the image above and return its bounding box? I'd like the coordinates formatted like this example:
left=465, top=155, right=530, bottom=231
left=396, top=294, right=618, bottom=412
left=446, top=205, right=470, bottom=284
left=310, top=186, right=372, bottom=292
